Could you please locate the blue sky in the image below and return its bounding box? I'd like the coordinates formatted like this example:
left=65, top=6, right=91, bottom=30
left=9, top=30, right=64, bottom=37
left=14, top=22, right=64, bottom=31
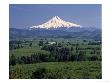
left=9, top=4, right=101, bottom=28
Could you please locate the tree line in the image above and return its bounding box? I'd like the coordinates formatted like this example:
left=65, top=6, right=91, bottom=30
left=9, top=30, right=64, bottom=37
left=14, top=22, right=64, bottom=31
left=9, top=40, right=101, bottom=65
left=10, top=46, right=100, bottom=66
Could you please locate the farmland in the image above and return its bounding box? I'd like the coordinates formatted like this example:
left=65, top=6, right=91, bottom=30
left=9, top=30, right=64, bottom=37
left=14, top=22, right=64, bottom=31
left=10, top=61, right=101, bottom=79
left=9, top=38, right=101, bottom=79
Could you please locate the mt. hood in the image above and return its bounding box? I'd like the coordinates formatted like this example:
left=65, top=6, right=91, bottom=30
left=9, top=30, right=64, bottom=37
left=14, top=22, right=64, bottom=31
left=10, top=16, right=101, bottom=40
left=30, top=16, right=82, bottom=29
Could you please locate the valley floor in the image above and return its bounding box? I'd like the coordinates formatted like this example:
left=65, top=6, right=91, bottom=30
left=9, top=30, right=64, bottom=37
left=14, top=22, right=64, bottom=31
left=9, top=38, right=101, bottom=79
left=9, top=61, right=101, bottom=79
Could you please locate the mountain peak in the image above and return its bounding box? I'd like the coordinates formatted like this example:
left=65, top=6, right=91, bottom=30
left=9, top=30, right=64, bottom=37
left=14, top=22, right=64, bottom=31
left=52, top=16, right=61, bottom=20
left=30, top=16, right=82, bottom=29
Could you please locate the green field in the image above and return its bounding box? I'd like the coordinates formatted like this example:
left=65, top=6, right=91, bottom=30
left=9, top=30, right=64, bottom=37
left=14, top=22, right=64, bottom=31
left=9, top=38, right=101, bottom=79
left=10, top=61, right=101, bottom=79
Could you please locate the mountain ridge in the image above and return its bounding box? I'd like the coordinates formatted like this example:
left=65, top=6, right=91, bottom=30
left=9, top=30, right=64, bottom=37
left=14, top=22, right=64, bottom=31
left=9, top=27, right=101, bottom=41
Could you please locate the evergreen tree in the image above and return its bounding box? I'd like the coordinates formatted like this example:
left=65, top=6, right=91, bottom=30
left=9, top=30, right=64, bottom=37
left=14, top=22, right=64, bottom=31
left=10, top=54, right=16, bottom=66
left=38, top=40, right=43, bottom=46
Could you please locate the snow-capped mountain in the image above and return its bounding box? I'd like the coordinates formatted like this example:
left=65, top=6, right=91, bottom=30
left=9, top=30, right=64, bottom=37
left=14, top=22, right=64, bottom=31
left=30, top=16, right=82, bottom=29
left=9, top=16, right=101, bottom=40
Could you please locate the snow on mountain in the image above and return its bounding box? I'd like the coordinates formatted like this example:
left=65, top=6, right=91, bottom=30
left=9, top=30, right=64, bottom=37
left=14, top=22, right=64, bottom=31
left=30, top=16, right=82, bottom=29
